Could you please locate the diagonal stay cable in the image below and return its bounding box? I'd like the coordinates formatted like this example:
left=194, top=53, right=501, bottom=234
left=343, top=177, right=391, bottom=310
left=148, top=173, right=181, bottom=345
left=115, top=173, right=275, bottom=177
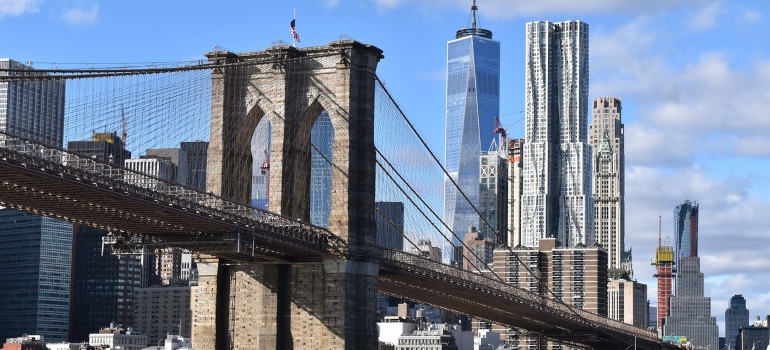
left=374, top=148, right=496, bottom=280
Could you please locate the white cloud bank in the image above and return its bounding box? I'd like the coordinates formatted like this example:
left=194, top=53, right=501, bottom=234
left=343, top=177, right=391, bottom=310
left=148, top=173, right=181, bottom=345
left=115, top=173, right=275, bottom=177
left=0, top=0, right=38, bottom=19
left=62, top=5, right=98, bottom=25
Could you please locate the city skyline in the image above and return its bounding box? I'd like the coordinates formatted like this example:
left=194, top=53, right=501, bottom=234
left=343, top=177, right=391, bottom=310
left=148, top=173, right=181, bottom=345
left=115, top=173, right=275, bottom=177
left=3, top=0, right=770, bottom=336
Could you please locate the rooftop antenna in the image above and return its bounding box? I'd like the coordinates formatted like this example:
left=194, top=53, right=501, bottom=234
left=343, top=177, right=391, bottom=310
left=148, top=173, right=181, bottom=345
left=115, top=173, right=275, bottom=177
left=471, top=0, right=478, bottom=30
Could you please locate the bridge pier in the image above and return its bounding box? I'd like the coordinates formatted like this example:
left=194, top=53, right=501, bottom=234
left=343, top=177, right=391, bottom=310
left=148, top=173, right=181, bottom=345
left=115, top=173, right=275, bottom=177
left=194, top=258, right=379, bottom=349
left=197, top=40, right=383, bottom=349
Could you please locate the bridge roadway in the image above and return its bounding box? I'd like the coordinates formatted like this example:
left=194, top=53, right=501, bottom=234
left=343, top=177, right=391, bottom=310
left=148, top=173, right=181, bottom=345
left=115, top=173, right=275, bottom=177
left=0, top=133, right=672, bottom=350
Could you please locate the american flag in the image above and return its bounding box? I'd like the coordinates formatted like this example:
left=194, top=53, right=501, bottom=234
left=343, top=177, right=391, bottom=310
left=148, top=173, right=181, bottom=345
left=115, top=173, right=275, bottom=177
left=290, top=19, right=301, bottom=42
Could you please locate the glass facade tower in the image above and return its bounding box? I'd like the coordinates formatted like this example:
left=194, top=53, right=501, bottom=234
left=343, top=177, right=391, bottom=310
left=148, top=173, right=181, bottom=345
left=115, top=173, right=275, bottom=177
left=310, top=111, right=334, bottom=227
left=726, top=294, right=749, bottom=350
left=0, top=209, right=72, bottom=342
left=0, top=59, right=69, bottom=342
left=674, top=199, right=698, bottom=265
left=444, top=4, right=500, bottom=261
left=521, top=21, right=593, bottom=248
left=0, top=59, right=65, bottom=146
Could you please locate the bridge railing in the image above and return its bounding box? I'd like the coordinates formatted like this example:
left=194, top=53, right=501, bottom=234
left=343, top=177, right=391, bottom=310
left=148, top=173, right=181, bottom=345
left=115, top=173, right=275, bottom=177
left=0, top=131, right=343, bottom=252
left=377, top=247, right=659, bottom=343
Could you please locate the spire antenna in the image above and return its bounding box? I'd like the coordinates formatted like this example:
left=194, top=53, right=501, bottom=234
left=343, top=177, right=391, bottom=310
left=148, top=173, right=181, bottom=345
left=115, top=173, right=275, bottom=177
left=471, top=0, right=478, bottom=30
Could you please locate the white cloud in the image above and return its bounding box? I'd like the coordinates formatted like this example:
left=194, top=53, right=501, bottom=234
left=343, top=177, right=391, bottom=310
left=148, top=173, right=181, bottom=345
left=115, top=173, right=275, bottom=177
left=687, top=2, right=721, bottom=31
left=62, top=5, right=98, bottom=25
left=742, top=9, right=762, bottom=23
left=0, top=0, right=38, bottom=19
left=321, top=0, right=342, bottom=8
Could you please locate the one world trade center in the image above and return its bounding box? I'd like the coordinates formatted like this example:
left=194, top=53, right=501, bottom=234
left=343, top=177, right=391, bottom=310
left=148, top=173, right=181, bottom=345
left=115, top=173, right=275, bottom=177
left=444, top=1, right=500, bottom=263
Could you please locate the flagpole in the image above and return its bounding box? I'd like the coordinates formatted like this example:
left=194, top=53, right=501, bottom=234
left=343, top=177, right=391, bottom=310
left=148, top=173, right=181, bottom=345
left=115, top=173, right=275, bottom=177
left=293, top=7, right=296, bottom=47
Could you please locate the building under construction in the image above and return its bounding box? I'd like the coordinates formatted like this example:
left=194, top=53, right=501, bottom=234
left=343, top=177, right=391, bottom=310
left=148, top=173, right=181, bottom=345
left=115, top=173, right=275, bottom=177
left=652, top=216, right=675, bottom=332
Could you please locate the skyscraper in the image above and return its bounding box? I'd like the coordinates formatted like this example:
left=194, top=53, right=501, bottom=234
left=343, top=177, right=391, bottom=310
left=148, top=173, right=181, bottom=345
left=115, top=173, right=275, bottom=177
left=478, top=152, right=507, bottom=243
left=375, top=201, right=405, bottom=250
left=521, top=21, right=593, bottom=248
left=0, top=59, right=70, bottom=342
left=444, top=2, right=500, bottom=261
left=590, top=97, right=625, bottom=271
left=663, top=201, right=718, bottom=350
left=66, top=134, right=142, bottom=342
left=726, top=295, right=750, bottom=350
left=674, top=200, right=699, bottom=264
left=70, top=224, right=142, bottom=342
left=663, top=257, right=719, bottom=350
left=310, top=111, right=334, bottom=227
left=0, top=59, right=65, bottom=146
left=250, top=119, right=270, bottom=210
left=180, top=141, right=208, bottom=192
left=0, top=209, right=72, bottom=342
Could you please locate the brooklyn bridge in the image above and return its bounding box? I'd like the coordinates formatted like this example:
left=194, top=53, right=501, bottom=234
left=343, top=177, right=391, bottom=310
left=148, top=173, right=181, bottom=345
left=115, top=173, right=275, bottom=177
left=0, top=40, right=673, bottom=349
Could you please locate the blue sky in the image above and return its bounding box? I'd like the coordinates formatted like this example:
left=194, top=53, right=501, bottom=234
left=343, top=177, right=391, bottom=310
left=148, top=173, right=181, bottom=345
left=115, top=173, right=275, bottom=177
left=4, top=0, right=770, bottom=335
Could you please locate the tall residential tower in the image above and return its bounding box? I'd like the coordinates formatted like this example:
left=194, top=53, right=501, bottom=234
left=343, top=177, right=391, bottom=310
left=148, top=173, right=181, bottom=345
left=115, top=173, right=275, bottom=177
left=521, top=21, right=593, bottom=247
left=674, top=199, right=699, bottom=265
left=444, top=1, right=500, bottom=260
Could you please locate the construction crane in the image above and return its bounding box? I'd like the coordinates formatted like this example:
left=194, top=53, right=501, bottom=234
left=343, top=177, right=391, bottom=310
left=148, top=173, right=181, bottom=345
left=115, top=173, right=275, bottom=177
left=493, top=114, right=524, bottom=155
left=120, top=104, right=127, bottom=144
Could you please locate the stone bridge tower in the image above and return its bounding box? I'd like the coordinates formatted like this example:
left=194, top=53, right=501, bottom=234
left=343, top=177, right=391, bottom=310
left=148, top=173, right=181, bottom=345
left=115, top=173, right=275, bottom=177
left=195, top=41, right=383, bottom=349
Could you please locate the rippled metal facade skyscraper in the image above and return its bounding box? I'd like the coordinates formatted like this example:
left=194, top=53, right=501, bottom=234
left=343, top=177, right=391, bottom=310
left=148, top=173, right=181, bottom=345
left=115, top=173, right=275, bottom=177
left=444, top=2, right=500, bottom=262
left=521, top=21, right=593, bottom=248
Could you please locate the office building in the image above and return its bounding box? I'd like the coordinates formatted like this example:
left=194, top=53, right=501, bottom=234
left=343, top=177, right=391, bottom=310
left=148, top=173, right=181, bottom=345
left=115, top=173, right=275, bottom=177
left=65, top=134, right=144, bottom=341
left=493, top=238, right=608, bottom=315
left=410, top=239, right=442, bottom=263
left=0, top=209, right=72, bottom=342
left=478, top=152, right=507, bottom=244
left=521, top=21, right=593, bottom=248
left=250, top=119, right=270, bottom=210
left=0, top=61, right=69, bottom=342
left=737, top=325, right=768, bottom=350
left=376, top=202, right=405, bottom=250
left=444, top=2, right=500, bottom=262
left=0, top=59, right=65, bottom=146
left=374, top=201, right=404, bottom=321
left=461, top=227, right=495, bottom=271
left=180, top=141, right=208, bottom=191
left=134, top=285, right=193, bottom=346
left=590, top=97, right=626, bottom=271
left=124, top=156, right=178, bottom=189
left=68, top=131, right=131, bottom=167
left=69, top=224, right=142, bottom=342
left=506, top=139, right=524, bottom=247
left=674, top=200, right=699, bottom=265
left=145, top=148, right=188, bottom=184
left=725, top=295, right=750, bottom=350
left=310, top=111, right=334, bottom=227
left=607, top=276, right=648, bottom=328
left=662, top=257, right=718, bottom=350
